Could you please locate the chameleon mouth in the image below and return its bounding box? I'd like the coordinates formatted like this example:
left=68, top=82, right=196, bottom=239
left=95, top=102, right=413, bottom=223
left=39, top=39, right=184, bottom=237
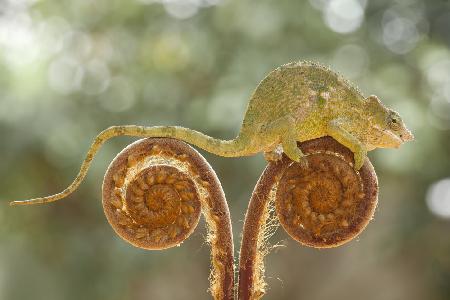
left=384, top=130, right=402, bottom=148
left=400, top=129, right=414, bottom=142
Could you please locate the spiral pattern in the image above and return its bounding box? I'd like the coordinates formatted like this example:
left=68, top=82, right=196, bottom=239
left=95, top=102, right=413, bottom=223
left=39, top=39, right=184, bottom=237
left=124, top=165, right=201, bottom=247
left=102, top=141, right=202, bottom=250
left=275, top=138, right=378, bottom=248
left=101, top=138, right=235, bottom=300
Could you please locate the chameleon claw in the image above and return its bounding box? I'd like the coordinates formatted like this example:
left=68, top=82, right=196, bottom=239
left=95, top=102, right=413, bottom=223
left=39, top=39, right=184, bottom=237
left=353, top=150, right=366, bottom=170
left=264, top=151, right=282, bottom=162
left=264, top=145, right=284, bottom=162
left=354, top=160, right=363, bottom=170
left=285, top=149, right=309, bottom=168
left=298, top=156, right=309, bottom=169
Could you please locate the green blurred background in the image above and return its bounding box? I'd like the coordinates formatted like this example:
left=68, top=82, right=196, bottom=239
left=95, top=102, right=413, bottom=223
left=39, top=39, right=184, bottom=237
left=1, top=0, right=449, bottom=299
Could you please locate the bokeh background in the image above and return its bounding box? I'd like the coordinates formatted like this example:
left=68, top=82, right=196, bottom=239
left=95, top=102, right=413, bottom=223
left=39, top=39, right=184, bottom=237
left=1, top=0, right=450, bottom=299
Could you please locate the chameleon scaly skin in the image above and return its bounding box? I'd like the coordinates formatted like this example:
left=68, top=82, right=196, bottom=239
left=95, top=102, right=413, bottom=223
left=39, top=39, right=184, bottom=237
left=239, top=61, right=413, bottom=167
left=10, top=61, right=413, bottom=206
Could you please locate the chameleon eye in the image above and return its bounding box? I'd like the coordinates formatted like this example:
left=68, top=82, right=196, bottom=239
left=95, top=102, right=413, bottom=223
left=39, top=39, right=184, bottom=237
left=389, top=115, right=400, bottom=128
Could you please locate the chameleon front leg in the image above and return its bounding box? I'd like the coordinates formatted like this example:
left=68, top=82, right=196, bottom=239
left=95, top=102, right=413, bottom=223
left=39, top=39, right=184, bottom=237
left=261, top=116, right=307, bottom=166
left=327, top=119, right=367, bottom=170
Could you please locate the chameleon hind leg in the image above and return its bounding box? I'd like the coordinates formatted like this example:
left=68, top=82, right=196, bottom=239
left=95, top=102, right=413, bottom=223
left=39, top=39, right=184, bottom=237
left=260, top=116, right=307, bottom=166
left=263, top=144, right=283, bottom=161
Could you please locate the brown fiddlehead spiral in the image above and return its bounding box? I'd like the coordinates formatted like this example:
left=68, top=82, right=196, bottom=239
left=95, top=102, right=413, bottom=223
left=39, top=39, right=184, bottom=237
left=102, top=138, right=235, bottom=299
left=238, top=136, right=378, bottom=300
left=103, top=154, right=201, bottom=250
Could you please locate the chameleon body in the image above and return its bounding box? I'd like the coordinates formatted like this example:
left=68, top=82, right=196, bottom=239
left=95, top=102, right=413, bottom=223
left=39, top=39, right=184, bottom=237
left=10, top=61, right=413, bottom=206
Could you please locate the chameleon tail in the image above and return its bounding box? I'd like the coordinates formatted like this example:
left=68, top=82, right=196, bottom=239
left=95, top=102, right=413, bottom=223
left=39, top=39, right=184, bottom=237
left=10, top=125, right=244, bottom=206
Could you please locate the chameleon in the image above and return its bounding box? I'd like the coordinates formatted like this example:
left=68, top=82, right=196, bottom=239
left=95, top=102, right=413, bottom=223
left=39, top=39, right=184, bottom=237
left=10, top=61, right=413, bottom=206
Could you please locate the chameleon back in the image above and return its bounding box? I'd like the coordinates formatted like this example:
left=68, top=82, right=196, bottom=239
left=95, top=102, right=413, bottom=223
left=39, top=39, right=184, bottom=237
left=240, top=61, right=364, bottom=133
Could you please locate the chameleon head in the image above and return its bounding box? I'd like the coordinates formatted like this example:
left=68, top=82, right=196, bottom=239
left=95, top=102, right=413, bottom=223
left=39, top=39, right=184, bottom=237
left=384, top=109, right=414, bottom=146
left=365, top=95, right=414, bottom=149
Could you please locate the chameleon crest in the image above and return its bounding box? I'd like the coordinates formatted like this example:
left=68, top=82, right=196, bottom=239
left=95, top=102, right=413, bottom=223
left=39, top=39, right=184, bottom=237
left=10, top=61, right=413, bottom=206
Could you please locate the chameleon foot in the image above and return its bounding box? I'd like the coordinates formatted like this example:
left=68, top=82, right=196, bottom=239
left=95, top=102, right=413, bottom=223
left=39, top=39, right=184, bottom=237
left=286, top=152, right=309, bottom=169
left=297, top=156, right=309, bottom=169
left=283, top=142, right=309, bottom=168
left=263, top=145, right=283, bottom=162
left=353, top=149, right=367, bottom=170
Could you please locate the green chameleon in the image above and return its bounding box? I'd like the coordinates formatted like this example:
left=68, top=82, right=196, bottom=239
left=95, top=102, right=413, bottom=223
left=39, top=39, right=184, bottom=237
left=10, top=61, right=413, bottom=206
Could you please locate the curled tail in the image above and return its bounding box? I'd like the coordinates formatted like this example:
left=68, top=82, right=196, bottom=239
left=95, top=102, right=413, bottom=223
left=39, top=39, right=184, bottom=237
left=10, top=125, right=245, bottom=206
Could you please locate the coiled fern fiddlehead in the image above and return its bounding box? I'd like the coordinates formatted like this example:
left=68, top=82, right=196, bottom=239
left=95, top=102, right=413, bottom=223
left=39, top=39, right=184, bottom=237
left=238, top=137, right=378, bottom=300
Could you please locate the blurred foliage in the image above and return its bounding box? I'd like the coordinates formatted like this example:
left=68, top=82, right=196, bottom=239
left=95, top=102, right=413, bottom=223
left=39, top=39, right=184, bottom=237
left=1, top=0, right=450, bottom=299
